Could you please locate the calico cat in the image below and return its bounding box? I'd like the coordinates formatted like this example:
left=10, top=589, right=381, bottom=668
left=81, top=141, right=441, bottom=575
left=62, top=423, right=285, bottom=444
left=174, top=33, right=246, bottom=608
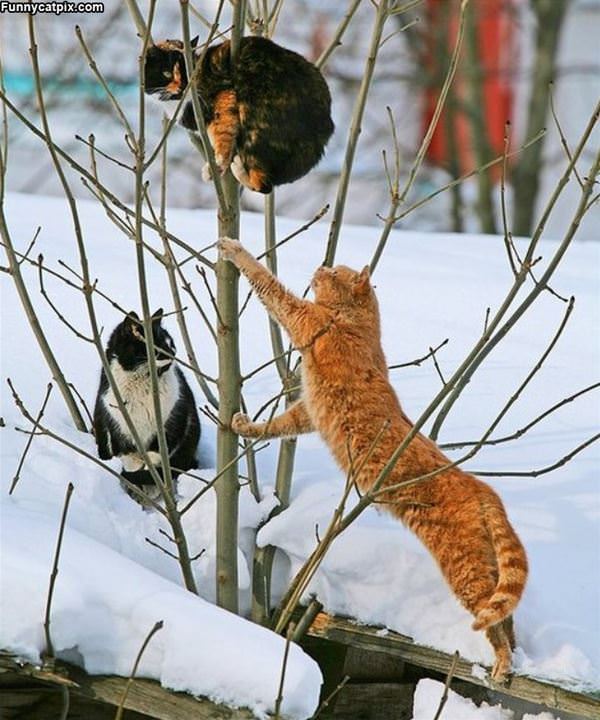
left=144, top=36, right=334, bottom=194
left=93, top=309, right=200, bottom=497
left=218, top=237, right=528, bottom=682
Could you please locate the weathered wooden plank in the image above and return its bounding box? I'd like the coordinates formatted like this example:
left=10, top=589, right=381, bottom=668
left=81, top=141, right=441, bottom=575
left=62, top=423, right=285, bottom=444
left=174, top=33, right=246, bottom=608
left=306, top=613, right=600, bottom=720
left=0, top=652, right=256, bottom=720
left=343, top=646, right=405, bottom=682
left=332, top=682, right=415, bottom=720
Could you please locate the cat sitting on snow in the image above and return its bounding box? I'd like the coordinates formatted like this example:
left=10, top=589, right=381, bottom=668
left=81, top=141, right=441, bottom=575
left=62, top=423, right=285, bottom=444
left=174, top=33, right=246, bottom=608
left=93, top=309, right=200, bottom=499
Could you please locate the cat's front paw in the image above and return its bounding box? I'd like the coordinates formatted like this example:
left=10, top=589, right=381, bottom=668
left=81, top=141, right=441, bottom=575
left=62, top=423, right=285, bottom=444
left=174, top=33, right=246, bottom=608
left=218, top=237, right=244, bottom=263
left=231, top=412, right=254, bottom=435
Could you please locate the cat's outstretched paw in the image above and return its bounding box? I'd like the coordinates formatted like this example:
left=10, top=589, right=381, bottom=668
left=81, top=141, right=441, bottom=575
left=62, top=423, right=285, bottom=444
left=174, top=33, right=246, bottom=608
left=218, top=237, right=243, bottom=262
left=231, top=412, right=254, bottom=436
left=201, top=162, right=213, bottom=183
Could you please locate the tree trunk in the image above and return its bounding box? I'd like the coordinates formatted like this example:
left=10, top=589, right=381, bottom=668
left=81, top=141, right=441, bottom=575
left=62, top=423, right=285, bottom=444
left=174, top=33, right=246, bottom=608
left=512, top=0, right=568, bottom=237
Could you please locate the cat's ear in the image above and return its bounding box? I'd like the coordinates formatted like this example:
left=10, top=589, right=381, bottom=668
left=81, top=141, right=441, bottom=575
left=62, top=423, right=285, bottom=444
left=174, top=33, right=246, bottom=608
left=209, top=41, right=231, bottom=75
left=191, top=35, right=199, bottom=48
left=353, top=266, right=371, bottom=296
left=151, top=308, right=164, bottom=325
left=125, top=311, right=140, bottom=335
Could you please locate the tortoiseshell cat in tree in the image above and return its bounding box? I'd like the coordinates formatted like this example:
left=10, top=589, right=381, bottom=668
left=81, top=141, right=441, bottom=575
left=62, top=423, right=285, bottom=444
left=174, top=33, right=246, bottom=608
left=144, top=36, right=334, bottom=194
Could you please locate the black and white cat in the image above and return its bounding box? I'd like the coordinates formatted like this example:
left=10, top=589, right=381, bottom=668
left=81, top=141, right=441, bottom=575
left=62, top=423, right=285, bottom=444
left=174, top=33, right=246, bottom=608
left=93, top=309, right=200, bottom=497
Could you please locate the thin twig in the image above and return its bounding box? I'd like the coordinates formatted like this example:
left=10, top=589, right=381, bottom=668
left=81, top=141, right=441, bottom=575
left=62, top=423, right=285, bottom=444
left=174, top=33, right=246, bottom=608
left=9, top=383, right=53, bottom=495
left=273, top=623, right=295, bottom=719
left=370, top=0, right=470, bottom=272
left=312, top=675, right=351, bottom=719
left=432, top=651, right=460, bottom=720
left=114, top=620, right=164, bottom=720
left=549, top=83, right=584, bottom=190
left=67, top=382, right=95, bottom=429
left=37, top=255, right=94, bottom=343
left=388, top=338, right=449, bottom=370
left=196, top=264, right=225, bottom=327
left=440, top=382, right=600, bottom=451
left=43, top=482, right=74, bottom=665
left=145, top=537, right=179, bottom=561
left=471, top=433, right=600, bottom=478
left=124, top=0, right=153, bottom=42
left=17, top=225, right=41, bottom=267
left=500, top=122, right=518, bottom=277
left=256, top=204, right=330, bottom=262
left=324, top=0, right=391, bottom=266
left=316, top=0, right=362, bottom=70
left=75, top=133, right=134, bottom=172
left=75, top=25, right=136, bottom=145
left=429, top=345, right=447, bottom=386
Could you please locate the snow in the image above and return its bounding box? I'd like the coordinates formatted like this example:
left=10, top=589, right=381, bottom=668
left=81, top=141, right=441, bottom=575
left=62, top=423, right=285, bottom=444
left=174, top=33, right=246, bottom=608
left=1, top=191, right=599, bottom=716
left=411, top=679, right=560, bottom=720
left=1, top=501, right=321, bottom=719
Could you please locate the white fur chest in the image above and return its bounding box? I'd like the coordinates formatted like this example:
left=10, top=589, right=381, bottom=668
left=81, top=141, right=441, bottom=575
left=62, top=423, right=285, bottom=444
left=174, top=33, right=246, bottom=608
left=103, top=360, right=180, bottom=447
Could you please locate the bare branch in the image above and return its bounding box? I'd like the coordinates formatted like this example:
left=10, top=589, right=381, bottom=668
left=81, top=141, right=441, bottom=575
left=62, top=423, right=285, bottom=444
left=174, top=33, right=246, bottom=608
left=440, top=382, right=600, bottom=451
left=145, top=537, right=179, bottom=561
left=472, top=433, right=600, bottom=478
left=325, top=0, right=392, bottom=266
left=316, top=0, right=362, bottom=70
left=370, top=0, right=470, bottom=271
left=43, top=482, right=74, bottom=665
left=114, top=620, right=164, bottom=720
left=432, top=651, right=460, bottom=720
left=9, top=383, right=53, bottom=495
left=273, top=623, right=295, bottom=720
left=388, top=338, right=449, bottom=370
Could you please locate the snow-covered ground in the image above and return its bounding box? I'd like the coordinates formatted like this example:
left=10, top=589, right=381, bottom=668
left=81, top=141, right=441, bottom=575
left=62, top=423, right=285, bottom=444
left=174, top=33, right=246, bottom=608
left=412, top=678, right=559, bottom=720
left=1, top=192, right=598, bottom=718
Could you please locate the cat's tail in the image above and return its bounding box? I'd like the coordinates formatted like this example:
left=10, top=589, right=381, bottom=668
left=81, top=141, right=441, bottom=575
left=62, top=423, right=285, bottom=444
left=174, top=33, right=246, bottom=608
left=472, top=504, right=528, bottom=631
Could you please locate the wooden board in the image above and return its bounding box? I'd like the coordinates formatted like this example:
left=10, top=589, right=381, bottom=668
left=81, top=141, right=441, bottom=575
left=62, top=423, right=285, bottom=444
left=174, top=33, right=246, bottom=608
left=331, top=682, right=415, bottom=720
left=0, top=652, right=256, bottom=720
left=306, top=613, right=600, bottom=720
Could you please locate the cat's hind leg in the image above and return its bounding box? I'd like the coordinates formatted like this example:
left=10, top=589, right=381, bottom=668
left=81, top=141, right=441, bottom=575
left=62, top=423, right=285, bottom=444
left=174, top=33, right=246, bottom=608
left=485, top=623, right=512, bottom=682
left=206, top=89, right=239, bottom=173
left=231, top=154, right=272, bottom=194
left=232, top=399, right=314, bottom=439
left=503, top=615, right=516, bottom=651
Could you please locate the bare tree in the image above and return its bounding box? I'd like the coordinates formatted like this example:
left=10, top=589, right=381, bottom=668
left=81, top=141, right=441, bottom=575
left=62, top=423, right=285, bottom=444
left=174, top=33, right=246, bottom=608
left=1, top=3, right=598, bottom=711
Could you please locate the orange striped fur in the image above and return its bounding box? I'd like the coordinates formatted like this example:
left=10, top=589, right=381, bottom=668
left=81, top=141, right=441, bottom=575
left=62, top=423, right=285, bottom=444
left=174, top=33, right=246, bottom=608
left=207, top=89, right=239, bottom=172
left=219, top=238, right=528, bottom=681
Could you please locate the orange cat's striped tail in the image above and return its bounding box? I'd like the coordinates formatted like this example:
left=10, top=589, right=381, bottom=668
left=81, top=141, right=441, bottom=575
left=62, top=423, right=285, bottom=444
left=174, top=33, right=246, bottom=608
left=472, top=505, right=528, bottom=631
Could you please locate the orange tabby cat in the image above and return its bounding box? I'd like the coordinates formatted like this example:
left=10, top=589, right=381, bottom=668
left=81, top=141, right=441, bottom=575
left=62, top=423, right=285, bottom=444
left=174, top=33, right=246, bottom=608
left=218, top=237, right=528, bottom=681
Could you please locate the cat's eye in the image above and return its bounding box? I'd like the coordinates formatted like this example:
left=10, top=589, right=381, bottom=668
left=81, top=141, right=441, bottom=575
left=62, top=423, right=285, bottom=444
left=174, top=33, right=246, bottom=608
left=163, top=70, right=173, bottom=79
